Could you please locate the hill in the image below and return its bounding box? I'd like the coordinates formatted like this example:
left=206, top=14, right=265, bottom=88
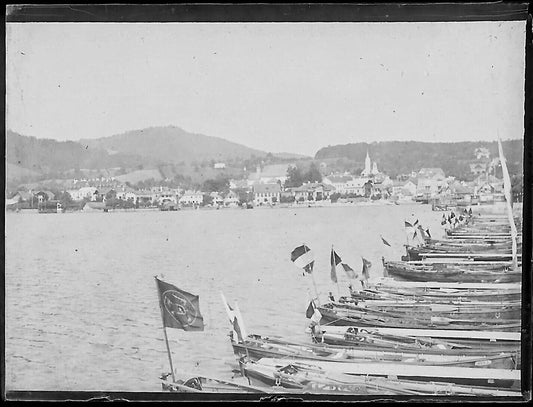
left=315, top=140, right=524, bottom=179
left=80, top=125, right=268, bottom=165
left=6, top=130, right=143, bottom=176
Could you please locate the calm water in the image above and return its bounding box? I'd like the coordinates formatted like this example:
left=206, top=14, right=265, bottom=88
left=5, top=203, right=444, bottom=392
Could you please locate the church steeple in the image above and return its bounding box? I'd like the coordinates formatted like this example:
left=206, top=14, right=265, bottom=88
left=362, top=149, right=372, bottom=177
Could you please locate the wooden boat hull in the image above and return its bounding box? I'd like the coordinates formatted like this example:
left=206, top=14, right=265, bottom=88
left=241, top=359, right=521, bottom=395
left=230, top=337, right=519, bottom=370
left=317, top=306, right=521, bottom=332
left=384, top=263, right=521, bottom=283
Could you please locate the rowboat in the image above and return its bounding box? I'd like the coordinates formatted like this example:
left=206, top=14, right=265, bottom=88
left=404, top=247, right=522, bottom=263
left=229, top=333, right=519, bottom=369
left=383, top=260, right=521, bottom=282
left=240, top=358, right=521, bottom=395
left=328, top=297, right=521, bottom=320
left=316, top=304, right=521, bottom=331
left=159, top=372, right=275, bottom=393
left=351, top=280, right=521, bottom=303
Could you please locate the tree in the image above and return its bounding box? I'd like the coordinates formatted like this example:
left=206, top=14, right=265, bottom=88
left=202, top=194, right=213, bottom=206
left=330, top=192, right=341, bottom=203
left=202, top=176, right=230, bottom=193
left=285, top=166, right=304, bottom=188
left=56, top=191, right=74, bottom=208
left=304, top=162, right=322, bottom=183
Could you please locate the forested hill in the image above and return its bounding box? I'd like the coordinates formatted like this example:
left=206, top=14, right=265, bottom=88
left=80, top=125, right=267, bottom=165
left=6, top=130, right=143, bottom=175
left=315, top=140, right=524, bottom=179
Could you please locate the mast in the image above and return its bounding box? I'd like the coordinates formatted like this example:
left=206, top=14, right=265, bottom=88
left=497, top=139, right=518, bottom=272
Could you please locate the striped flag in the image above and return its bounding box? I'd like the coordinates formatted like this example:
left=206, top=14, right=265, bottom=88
left=291, top=244, right=315, bottom=273
left=381, top=236, right=391, bottom=247
left=330, top=249, right=342, bottom=283
left=306, top=300, right=322, bottom=324
left=341, top=263, right=357, bottom=279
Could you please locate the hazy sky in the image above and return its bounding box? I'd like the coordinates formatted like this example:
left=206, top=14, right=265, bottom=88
left=6, top=22, right=526, bottom=156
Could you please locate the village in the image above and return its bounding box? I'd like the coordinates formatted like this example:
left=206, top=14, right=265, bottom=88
left=5, top=147, right=515, bottom=213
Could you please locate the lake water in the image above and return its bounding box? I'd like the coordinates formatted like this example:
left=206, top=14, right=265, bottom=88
left=5, top=203, right=446, bottom=392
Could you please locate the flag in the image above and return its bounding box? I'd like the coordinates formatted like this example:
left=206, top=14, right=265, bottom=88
left=306, top=301, right=315, bottom=319
left=233, top=301, right=247, bottom=342
left=381, top=236, right=391, bottom=247
left=221, top=292, right=236, bottom=323
left=362, top=257, right=372, bottom=268
left=330, top=249, right=342, bottom=283
left=220, top=293, right=246, bottom=342
left=426, top=228, right=431, bottom=238
left=155, top=277, right=204, bottom=331
left=341, top=263, right=357, bottom=279
left=291, top=244, right=315, bottom=273
left=307, top=301, right=322, bottom=325
left=404, top=220, right=413, bottom=228
left=413, top=230, right=418, bottom=239
left=311, top=307, right=322, bottom=325
left=413, top=219, right=419, bottom=226
left=362, top=258, right=370, bottom=280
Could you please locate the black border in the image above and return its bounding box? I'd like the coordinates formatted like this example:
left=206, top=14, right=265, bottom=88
left=3, top=2, right=532, bottom=404
left=4, top=3, right=531, bottom=23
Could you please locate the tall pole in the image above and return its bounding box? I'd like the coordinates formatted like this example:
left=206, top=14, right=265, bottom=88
left=304, top=244, right=320, bottom=305
left=498, top=140, right=519, bottom=272
left=332, top=245, right=340, bottom=300
left=154, top=276, right=176, bottom=383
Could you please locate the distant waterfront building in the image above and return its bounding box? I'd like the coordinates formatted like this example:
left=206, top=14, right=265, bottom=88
left=252, top=183, right=281, bottom=206
left=291, top=182, right=335, bottom=202
left=179, top=192, right=203, bottom=206
left=78, top=186, right=98, bottom=201
left=248, top=164, right=292, bottom=186
left=223, top=190, right=240, bottom=207
left=474, top=147, right=491, bottom=160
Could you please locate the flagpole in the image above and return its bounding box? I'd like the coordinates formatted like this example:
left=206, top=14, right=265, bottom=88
left=403, top=219, right=410, bottom=247
left=154, top=276, right=176, bottom=383
left=332, top=245, right=340, bottom=300
left=304, top=244, right=320, bottom=305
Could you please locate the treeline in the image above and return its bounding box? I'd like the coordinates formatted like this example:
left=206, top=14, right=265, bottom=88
left=315, top=140, right=524, bottom=179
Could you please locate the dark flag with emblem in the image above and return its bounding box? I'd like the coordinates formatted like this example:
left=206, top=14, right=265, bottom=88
left=291, top=244, right=315, bottom=274
left=155, top=277, right=204, bottom=331
left=330, top=249, right=342, bottom=283
left=341, top=263, right=357, bottom=279
left=381, top=236, right=391, bottom=247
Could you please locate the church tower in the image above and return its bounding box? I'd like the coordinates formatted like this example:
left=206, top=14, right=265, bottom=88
left=361, top=150, right=372, bottom=177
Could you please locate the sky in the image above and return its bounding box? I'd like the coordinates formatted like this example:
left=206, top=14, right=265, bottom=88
left=6, top=21, right=526, bottom=156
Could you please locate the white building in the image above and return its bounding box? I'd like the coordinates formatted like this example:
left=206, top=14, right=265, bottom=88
left=179, top=192, right=203, bottom=206
left=253, top=183, right=281, bottom=206
left=77, top=187, right=98, bottom=201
